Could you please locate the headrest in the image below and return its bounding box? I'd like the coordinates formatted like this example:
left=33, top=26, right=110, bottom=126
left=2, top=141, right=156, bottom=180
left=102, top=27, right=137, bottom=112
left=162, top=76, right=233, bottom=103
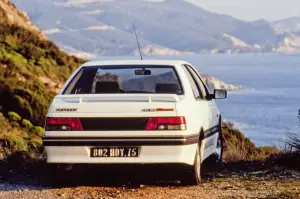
left=155, top=83, right=179, bottom=94
left=95, top=81, right=120, bottom=93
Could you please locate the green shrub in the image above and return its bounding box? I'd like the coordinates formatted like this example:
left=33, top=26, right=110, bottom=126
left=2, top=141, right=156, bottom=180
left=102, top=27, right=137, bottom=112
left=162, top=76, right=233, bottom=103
left=11, top=121, right=20, bottom=127
left=0, top=23, right=85, bottom=126
left=28, top=136, right=43, bottom=151
left=8, top=111, right=21, bottom=122
left=21, top=119, right=33, bottom=129
left=31, top=126, right=44, bottom=137
left=6, top=134, right=27, bottom=151
left=0, top=22, right=86, bottom=158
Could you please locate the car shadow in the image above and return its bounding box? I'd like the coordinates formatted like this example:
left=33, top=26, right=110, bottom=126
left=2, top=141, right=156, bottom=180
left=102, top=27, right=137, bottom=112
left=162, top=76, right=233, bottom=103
left=0, top=160, right=188, bottom=190
left=0, top=152, right=295, bottom=191
left=44, top=164, right=186, bottom=188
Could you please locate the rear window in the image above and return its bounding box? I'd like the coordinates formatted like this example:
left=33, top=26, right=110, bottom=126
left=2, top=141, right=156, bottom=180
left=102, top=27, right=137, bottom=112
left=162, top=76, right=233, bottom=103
left=63, top=65, right=183, bottom=95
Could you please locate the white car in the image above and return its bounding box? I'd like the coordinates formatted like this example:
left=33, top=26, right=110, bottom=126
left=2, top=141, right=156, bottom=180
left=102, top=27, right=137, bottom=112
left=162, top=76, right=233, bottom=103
left=43, top=60, right=227, bottom=185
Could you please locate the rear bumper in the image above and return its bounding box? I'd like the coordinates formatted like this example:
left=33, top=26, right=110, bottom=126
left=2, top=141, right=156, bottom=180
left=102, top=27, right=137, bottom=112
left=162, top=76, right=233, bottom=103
left=43, top=135, right=199, bottom=165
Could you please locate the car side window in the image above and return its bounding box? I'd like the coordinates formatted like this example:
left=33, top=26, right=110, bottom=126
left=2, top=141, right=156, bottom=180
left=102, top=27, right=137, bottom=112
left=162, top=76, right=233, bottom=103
left=182, top=65, right=204, bottom=99
left=185, top=65, right=210, bottom=100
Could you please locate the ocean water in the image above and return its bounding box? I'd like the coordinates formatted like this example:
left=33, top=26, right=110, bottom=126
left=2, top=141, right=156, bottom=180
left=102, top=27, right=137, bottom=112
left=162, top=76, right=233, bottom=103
left=98, top=53, right=300, bottom=147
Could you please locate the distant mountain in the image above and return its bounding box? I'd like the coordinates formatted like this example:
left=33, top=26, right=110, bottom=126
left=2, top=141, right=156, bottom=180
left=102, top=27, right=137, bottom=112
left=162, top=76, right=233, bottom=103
left=272, top=17, right=300, bottom=53
left=273, top=17, right=300, bottom=34
left=10, top=0, right=287, bottom=58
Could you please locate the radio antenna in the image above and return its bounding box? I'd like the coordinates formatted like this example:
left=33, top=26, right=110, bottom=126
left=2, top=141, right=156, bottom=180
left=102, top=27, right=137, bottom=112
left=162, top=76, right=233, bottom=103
left=133, top=22, right=143, bottom=60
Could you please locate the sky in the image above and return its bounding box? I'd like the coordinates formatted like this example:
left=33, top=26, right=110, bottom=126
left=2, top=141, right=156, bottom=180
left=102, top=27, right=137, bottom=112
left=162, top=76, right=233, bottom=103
left=186, top=0, right=300, bottom=21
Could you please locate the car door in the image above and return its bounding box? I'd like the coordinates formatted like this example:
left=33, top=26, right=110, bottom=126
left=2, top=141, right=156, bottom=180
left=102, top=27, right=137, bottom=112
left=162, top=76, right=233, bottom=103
left=184, top=65, right=219, bottom=159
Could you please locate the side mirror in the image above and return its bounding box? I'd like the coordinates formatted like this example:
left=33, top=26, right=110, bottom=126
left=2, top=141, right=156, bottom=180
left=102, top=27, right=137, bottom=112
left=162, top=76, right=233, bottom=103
left=212, top=89, right=227, bottom=99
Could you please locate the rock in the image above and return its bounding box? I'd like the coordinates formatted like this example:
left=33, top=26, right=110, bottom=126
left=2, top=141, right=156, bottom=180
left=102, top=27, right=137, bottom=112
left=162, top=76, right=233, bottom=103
left=201, top=74, right=244, bottom=92
left=0, top=0, right=46, bottom=40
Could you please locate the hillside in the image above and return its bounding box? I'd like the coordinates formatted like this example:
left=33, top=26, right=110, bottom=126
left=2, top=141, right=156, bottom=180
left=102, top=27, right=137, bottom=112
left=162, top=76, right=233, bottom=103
left=10, top=0, right=284, bottom=58
left=0, top=0, right=85, bottom=153
left=274, top=16, right=300, bottom=34
left=0, top=0, right=44, bottom=39
left=272, top=17, right=300, bottom=53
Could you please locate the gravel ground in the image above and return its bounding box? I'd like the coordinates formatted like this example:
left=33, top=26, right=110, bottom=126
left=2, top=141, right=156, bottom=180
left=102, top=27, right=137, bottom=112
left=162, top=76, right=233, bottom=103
left=1, top=161, right=300, bottom=199
left=1, top=177, right=300, bottom=199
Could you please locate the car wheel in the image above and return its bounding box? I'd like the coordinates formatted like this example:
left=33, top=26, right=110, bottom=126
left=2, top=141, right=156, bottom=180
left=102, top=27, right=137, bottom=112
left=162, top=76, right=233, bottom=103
left=181, top=142, right=202, bottom=185
left=215, top=131, right=223, bottom=164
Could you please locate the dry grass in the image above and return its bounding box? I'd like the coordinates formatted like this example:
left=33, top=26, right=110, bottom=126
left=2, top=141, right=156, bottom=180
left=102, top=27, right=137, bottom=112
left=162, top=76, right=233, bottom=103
left=222, top=125, right=279, bottom=163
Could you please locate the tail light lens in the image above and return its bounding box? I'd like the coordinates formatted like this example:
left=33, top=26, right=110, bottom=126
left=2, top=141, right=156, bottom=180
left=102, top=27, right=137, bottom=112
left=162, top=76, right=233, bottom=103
left=145, top=117, right=186, bottom=130
left=45, top=117, right=83, bottom=131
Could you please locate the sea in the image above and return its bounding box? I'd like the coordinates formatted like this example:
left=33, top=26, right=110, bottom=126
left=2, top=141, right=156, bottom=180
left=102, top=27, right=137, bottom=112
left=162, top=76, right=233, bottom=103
left=98, top=53, right=300, bottom=147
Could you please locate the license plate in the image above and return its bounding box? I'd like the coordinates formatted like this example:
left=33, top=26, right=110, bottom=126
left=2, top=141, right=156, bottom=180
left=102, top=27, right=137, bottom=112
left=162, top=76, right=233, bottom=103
left=90, top=147, right=139, bottom=158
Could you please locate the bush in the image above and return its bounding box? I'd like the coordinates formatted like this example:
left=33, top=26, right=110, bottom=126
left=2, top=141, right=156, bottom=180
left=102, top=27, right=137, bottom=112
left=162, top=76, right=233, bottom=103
left=271, top=152, right=300, bottom=171
left=222, top=126, right=278, bottom=162
left=31, top=126, right=44, bottom=137
left=0, top=23, right=85, bottom=127
left=21, top=119, right=33, bottom=129
left=8, top=111, right=21, bottom=122
left=284, top=112, right=300, bottom=152
left=17, top=43, right=44, bottom=61
left=6, top=134, right=27, bottom=151
left=28, top=135, right=43, bottom=151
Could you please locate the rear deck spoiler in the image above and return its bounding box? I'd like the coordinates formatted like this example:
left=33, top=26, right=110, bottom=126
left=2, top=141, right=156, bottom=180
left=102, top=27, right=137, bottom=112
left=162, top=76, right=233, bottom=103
left=53, top=94, right=181, bottom=103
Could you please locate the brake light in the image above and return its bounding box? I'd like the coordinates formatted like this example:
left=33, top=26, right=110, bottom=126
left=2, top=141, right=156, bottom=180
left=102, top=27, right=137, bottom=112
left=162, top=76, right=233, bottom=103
left=145, top=117, right=186, bottom=130
left=45, top=117, right=83, bottom=131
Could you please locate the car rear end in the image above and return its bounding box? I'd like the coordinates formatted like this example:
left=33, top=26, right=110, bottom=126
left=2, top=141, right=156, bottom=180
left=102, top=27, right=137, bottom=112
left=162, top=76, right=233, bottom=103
left=43, top=63, right=198, bottom=166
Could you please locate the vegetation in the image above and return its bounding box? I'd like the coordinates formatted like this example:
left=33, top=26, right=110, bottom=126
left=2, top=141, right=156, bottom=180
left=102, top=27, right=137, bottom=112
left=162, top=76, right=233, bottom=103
left=0, top=112, right=43, bottom=159
left=8, top=111, right=21, bottom=122
left=271, top=111, right=300, bottom=170
left=0, top=21, right=85, bottom=126
left=221, top=116, right=300, bottom=172
left=222, top=125, right=279, bottom=162
left=0, top=5, right=84, bottom=158
left=21, top=119, right=33, bottom=129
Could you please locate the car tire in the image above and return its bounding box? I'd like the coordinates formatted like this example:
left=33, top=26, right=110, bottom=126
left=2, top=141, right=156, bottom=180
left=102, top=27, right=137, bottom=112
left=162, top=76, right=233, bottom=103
left=215, top=128, right=223, bottom=165
left=181, top=142, right=202, bottom=185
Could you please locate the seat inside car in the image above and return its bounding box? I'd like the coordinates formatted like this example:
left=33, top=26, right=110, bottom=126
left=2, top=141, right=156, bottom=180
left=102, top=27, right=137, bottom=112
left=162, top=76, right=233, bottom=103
left=95, top=81, right=120, bottom=93
left=155, top=83, right=179, bottom=94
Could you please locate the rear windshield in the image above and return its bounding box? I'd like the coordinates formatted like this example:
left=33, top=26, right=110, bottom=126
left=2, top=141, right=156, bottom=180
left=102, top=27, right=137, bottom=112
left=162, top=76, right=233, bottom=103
left=63, top=65, right=183, bottom=95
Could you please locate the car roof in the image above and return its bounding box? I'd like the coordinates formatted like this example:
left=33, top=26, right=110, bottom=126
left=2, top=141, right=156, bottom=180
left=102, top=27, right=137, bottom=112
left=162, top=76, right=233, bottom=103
left=81, top=60, right=190, bottom=67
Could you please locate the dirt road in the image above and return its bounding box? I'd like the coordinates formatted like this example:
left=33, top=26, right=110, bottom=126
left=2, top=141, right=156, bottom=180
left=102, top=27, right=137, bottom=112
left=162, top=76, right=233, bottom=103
left=0, top=161, right=300, bottom=199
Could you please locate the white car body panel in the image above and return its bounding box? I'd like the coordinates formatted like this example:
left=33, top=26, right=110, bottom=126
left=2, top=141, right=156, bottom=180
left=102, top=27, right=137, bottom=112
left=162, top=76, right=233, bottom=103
left=45, top=145, right=197, bottom=165
left=43, top=60, right=224, bottom=166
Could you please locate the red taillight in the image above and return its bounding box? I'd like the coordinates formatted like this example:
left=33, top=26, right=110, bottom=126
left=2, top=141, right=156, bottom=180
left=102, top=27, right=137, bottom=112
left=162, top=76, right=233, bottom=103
left=46, top=117, right=83, bottom=131
left=145, top=117, right=186, bottom=130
